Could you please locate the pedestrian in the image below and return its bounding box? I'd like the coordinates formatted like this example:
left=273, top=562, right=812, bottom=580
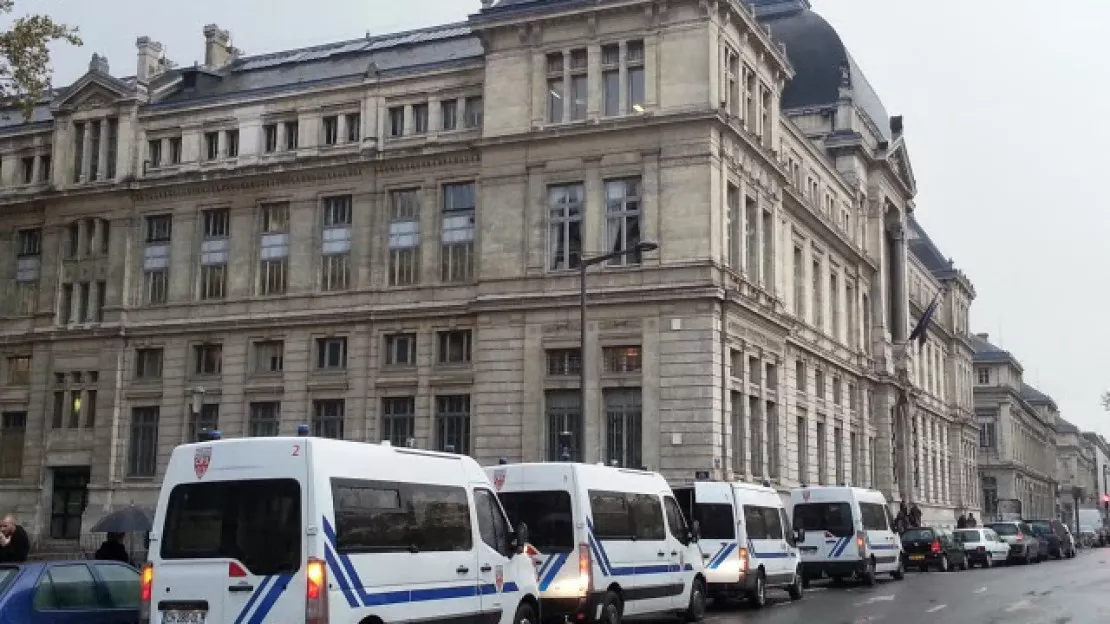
left=909, top=504, right=922, bottom=528
left=966, top=512, right=977, bottom=528
left=0, top=514, right=30, bottom=563
left=957, top=514, right=968, bottom=529
left=94, top=532, right=130, bottom=564
left=895, top=503, right=910, bottom=533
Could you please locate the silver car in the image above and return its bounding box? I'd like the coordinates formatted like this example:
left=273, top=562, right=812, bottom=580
left=984, top=521, right=1041, bottom=564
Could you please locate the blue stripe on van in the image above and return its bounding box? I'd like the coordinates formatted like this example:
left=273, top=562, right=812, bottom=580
left=321, top=517, right=518, bottom=608
left=232, top=575, right=272, bottom=624
left=745, top=539, right=791, bottom=560
left=831, top=537, right=850, bottom=558
left=709, top=543, right=737, bottom=568
left=325, top=542, right=360, bottom=608
left=538, top=553, right=569, bottom=591
left=585, top=518, right=694, bottom=577
left=246, top=574, right=292, bottom=624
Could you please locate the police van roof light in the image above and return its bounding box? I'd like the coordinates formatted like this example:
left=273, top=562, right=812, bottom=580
left=296, top=424, right=309, bottom=437
left=197, top=429, right=222, bottom=442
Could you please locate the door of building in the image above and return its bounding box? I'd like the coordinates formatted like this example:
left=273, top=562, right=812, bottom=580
left=50, top=467, right=90, bottom=539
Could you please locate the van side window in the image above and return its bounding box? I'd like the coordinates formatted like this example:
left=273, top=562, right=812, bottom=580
left=474, top=488, right=513, bottom=557
left=860, top=503, right=889, bottom=531
left=743, top=506, right=768, bottom=539
left=663, top=496, right=689, bottom=541
left=629, top=494, right=666, bottom=541
left=331, top=478, right=473, bottom=553
left=589, top=490, right=632, bottom=539
left=762, top=507, right=783, bottom=539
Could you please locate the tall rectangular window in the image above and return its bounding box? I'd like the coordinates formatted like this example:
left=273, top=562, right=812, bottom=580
left=604, top=388, right=642, bottom=469
left=850, top=431, right=861, bottom=486
left=322, top=115, right=339, bottom=146
left=546, top=348, right=581, bottom=376
left=812, top=256, right=823, bottom=328
left=384, top=333, right=416, bottom=367
left=731, top=391, right=745, bottom=475
left=548, top=183, right=583, bottom=271
left=248, top=402, right=280, bottom=437
left=105, top=118, right=118, bottom=179
left=745, top=196, right=758, bottom=275
left=193, top=344, right=223, bottom=376
left=762, top=209, right=773, bottom=287
left=73, top=121, right=84, bottom=181
left=846, top=282, right=856, bottom=347
left=547, top=52, right=564, bottom=123
left=389, top=107, right=404, bottom=137
left=793, top=245, right=805, bottom=317
left=436, top=330, right=472, bottom=365
left=263, top=124, right=278, bottom=152
left=601, top=44, right=619, bottom=117
left=546, top=390, right=581, bottom=461
left=7, top=356, right=30, bottom=385
left=382, top=397, right=415, bottom=446
left=199, top=208, right=229, bottom=300
left=259, top=202, right=289, bottom=295
left=569, top=49, right=588, bottom=121
left=816, top=420, right=827, bottom=485
left=143, top=215, right=171, bottom=305
left=796, top=411, right=808, bottom=484
left=413, top=103, right=429, bottom=134
left=830, top=272, right=840, bottom=339
left=89, top=120, right=101, bottom=180
left=204, top=131, right=219, bottom=161
left=441, top=182, right=476, bottom=283
left=14, top=228, right=41, bottom=315
left=225, top=129, right=239, bottom=158
left=320, top=195, right=352, bottom=291
left=766, top=401, right=779, bottom=481
left=312, top=399, right=345, bottom=439
left=135, top=348, right=163, bottom=380
left=604, top=178, right=643, bottom=266
left=283, top=120, right=298, bottom=150
left=834, top=426, right=845, bottom=485
left=252, top=340, right=284, bottom=374
left=435, top=394, right=471, bottom=454
left=626, top=40, right=645, bottom=113
left=315, top=337, right=348, bottom=371
left=725, top=47, right=740, bottom=116
left=388, top=189, right=420, bottom=286
left=441, top=100, right=458, bottom=131
left=727, top=183, right=741, bottom=270
left=464, top=97, right=483, bottom=128
left=0, top=412, right=26, bottom=478
left=128, top=407, right=159, bottom=477
left=749, top=396, right=762, bottom=477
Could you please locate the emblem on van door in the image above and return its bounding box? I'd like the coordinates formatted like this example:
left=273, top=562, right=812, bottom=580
left=495, top=565, right=504, bottom=592
left=492, top=469, right=506, bottom=491
left=194, top=446, right=212, bottom=479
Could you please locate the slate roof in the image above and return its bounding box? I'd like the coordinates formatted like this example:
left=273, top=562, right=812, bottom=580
left=1055, top=416, right=1079, bottom=434
left=1021, top=383, right=1058, bottom=410
left=969, top=333, right=1022, bottom=371
left=750, top=0, right=891, bottom=142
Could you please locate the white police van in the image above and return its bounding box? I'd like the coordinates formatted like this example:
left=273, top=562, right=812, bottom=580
left=789, top=486, right=904, bottom=586
left=488, top=462, right=707, bottom=624
left=143, top=431, right=540, bottom=624
left=672, top=481, right=803, bottom=608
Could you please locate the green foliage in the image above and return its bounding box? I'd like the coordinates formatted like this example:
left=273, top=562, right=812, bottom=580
left=0, top=0, right=81, bottom=119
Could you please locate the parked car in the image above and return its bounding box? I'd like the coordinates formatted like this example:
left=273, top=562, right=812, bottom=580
left=0, top=560, right=140, bottom=623
left=900, top=527, right=967, bottom=572
left=985, top=521, right=1041, bottom=564
left=952, top=527, right=1009, bottom=568
left=1027, top=519, right=1077, bottom=559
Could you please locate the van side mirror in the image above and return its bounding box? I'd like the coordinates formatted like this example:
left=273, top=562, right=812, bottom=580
left=512, top=522, right=530, bottom=554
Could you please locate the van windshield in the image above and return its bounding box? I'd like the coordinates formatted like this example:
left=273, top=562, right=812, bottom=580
left=498, top=490, right=574, bottom=553
left=792, top=502, right=853, bottom=538
left=161, top=478, right=302, bottom=575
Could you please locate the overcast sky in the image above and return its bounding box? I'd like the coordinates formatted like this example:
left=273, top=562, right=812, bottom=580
left=21, top=0, right=1110, bottom=436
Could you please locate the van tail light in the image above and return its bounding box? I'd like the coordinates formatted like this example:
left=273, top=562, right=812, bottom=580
left=139, top=563, right=153, bottom=623
left=578, top=543, right=592, bottom=597
left=306, top=557, right=329, bottom=624
left=977, top=546, right=986, bottom=553
left=1015, top=533, right=1024, bottom=542
left=930, top=540, right=941, bottom=554
left=228, top=561, right=248, bottom=578
left=856, top=532, right=867, bottom=557
left=737, top=547, right=750, bottom=579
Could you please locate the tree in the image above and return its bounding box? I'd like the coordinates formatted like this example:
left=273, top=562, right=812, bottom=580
left=1102, top=391, right=1110, bottom=412
left=0, top=0, right=80, bottom=118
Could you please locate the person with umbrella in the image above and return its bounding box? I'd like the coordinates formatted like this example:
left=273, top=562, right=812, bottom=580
left=95, top=532, right=130, bottom=564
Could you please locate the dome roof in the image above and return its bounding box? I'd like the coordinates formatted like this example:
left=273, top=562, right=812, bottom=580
left=752, top=0, right=893, bottom=142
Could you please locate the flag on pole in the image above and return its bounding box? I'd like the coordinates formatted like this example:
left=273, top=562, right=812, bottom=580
left=908, top=290, right=941, bottom=348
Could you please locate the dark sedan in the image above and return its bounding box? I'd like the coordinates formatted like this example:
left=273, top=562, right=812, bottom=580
left=1028, top=519, right=1077, bottom=559
left=900, top=527, right=968, bottom=572
left=0, top=560, right=140, bottom=623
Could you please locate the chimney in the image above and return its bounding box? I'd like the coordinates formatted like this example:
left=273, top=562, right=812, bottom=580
left=203, top=24, right=233, bottom=68
left=135, top=37, right=165, bottom=82
left=480, top=0, right=494, bottom=7
left=88, top=53, right=110, bottom=75
left=976, top=333, right=990, bottom=341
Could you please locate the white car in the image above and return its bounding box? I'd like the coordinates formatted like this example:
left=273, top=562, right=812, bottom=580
left=953, top=527, right=1010, bottom=568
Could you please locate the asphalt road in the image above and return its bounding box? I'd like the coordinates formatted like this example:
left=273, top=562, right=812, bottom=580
left=679, top=548, right=1110, bottom=624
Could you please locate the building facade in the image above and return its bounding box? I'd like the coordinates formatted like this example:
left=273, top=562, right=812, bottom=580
left=0, top=0, right=978, bottom=539
left=972, top=334, right=1058, bottom=520
left=1055, top=419, right=1098, bottom=524
left=1082, top=432, right=1110, bottom=525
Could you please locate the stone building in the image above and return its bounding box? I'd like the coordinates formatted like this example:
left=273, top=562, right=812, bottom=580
left=0, top=0, right=978, bottom=540
left=1082, top=431, right=1110, bottom=525
left=972, top=334, right=1058, bottom=520
left=1055, top=419, right=1098, bottom=522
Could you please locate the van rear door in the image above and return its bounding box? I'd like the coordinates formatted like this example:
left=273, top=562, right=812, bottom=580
left=792, top=501, right=855, bottom=562
left=152, top=441, right=308, bottom=624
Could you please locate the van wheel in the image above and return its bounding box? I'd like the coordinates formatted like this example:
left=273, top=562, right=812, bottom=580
left=600, top=591, right=622, bottom=624
left=684, top=577, right=707, bottom=622
left=891, top=559, right=905, bottom=581
left=749, top=571, right=767, bottom=609
left=513, top=602, right=536, bottom=624
left=787, top=567, right=804, bottom=600
left=861, top=560, right=877, bottom=586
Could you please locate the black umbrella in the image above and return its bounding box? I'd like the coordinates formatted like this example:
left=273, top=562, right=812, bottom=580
left=90, top=504, right=154, bottom=533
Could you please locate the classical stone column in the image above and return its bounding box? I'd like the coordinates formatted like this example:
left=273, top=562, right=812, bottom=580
left=618, top=41, right=628, bottom=114
left=80, top=122, right=93, bottom=182
left=97, top=119, right=110, bottom=180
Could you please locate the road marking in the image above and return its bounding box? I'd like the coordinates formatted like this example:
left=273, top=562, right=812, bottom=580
left=926, top=604, right=947, bottom=613
left=855, top=594, right=896, bottom=607
left=974, top=587, right=987, bottom=594
left=1005, top=599, right=1032, bottom=613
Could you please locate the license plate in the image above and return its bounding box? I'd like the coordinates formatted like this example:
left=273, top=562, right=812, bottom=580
left=800, top=546, right=818, bottom=552
left=909, top=554, right=925, bottom=561
left=162, top=611, right=207, bottom=624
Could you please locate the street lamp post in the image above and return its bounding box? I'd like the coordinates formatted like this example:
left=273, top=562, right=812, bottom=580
left=190, top=387, right=205, bottom=441
left=577, top=240, right=659, bottom=464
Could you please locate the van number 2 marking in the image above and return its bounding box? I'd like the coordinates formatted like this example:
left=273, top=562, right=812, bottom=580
left=292, top=445, right=301, bottom=456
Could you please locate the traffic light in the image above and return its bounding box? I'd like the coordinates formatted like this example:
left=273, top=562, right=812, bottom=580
left=1103, top=493, right=1109, bottom=512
